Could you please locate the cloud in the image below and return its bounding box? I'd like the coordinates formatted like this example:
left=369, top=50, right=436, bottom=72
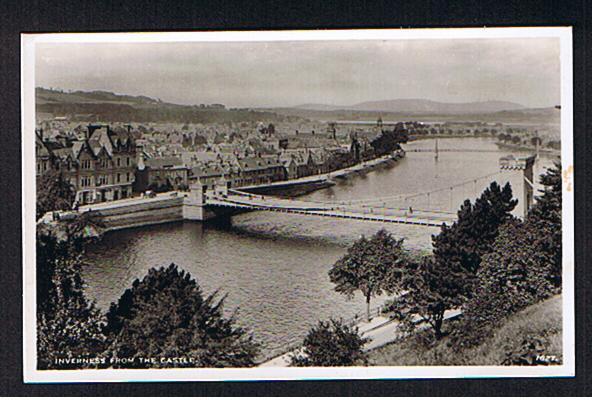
left=35, top=37, right=560, bottom=108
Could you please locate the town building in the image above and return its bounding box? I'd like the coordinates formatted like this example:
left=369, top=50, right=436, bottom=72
left=36, top=124, right=138, bottom=205
left=135, top=156, right=189, bottom=192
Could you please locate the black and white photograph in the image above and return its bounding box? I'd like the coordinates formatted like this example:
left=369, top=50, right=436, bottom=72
left=21, top=28, right=574, bottom=382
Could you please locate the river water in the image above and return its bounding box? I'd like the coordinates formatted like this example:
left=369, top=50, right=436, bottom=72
left=82, top=137, right=557, bottom=359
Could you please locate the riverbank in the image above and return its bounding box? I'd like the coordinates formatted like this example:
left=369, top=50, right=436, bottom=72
left=240, top=151, right=405, bottom=197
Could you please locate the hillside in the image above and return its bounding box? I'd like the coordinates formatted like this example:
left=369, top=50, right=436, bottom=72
left=263, top=106, right=561, bottom=126
left=35, top=88, right=307, bottom=124
left=366, top=295, right=563, bottom=366
left=293, top=99, right=526, bottom=114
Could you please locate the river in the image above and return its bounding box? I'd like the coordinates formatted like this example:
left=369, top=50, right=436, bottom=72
left=82, top=137, right=557, bottom=359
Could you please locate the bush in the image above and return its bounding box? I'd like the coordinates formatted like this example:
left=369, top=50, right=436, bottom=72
left=290, top=319, right=368, bottom=367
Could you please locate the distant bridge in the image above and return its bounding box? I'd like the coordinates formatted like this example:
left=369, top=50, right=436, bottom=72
left=405, top=148, right=503, bottom=153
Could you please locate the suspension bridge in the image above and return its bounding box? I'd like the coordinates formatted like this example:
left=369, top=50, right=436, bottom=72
left=205, top=170, right=508, bottom=227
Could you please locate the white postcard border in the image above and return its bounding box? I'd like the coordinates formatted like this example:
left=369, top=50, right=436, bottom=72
left=22, top=27, right=575, bottom=383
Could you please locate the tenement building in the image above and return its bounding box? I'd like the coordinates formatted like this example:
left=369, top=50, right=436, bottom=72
left=35, top=124, right=137, bottom=205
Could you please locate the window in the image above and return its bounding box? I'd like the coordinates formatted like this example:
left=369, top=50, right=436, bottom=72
left=126, top=157, right=130, bottom=166
left=126, top=172, right=130, bottom=182
left=80, top=176, right=92, bottom=187
left=117, top=158, right=121, bottom=167
left=117, top=173, right=121, bottom=183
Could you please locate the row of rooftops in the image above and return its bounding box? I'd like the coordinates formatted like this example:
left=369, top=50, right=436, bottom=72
left=36, top=125, right=136, bottom=163
left=142, top=146, right=344, bottom=179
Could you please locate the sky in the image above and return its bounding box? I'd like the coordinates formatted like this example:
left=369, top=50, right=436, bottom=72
left=35, top=38, right=561, bottom=109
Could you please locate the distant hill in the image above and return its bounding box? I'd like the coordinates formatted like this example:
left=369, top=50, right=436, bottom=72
left=35, top=88, right=307, bottom=124
left=293, top=99, right=527, bottom=114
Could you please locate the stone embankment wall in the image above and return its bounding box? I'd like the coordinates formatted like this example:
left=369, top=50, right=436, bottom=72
left=91, top=196, right=186, bottom=231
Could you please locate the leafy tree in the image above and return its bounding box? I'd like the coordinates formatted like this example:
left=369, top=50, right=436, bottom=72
left=385, top=256, right=460, bottom=339
left=526, top=160, right=562, bottom=287
left=453, top=163, right=562, bottom=347
left=388, top=182, right=517, bottom=339
left=370, top=126, right=408, bottom=156
left=104, top=264, right=259, bottom=368
left=37, top=169, right=76, bottom=220
left=289, top=319, right=368, bottom=367
left=36, top=227, right=106, bottom=370
left=453, top=219, right=559, bottom=347
left=329, top=229, right=407, bottom=322
left=433, top=181, right=517, bottom=279
left=530, top=136, right=543, bottom=147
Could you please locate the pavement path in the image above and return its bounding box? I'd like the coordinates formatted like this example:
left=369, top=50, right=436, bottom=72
left=258, top=310, right=461, bottom=368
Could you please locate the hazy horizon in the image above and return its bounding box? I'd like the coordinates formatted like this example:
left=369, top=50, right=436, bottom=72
left=36, top=38, right=561, bottom=109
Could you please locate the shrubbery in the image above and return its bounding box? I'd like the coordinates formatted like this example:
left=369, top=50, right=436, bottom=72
left=452, top=161, right=562, bottom=348
left=289, top=319, right=368, bottom=367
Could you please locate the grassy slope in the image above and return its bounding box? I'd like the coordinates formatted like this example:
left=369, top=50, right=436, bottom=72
left=366, top=295, right=563, bottom=366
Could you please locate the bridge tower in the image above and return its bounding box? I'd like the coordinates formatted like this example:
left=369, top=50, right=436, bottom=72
left=499, top=154, right=537, bottom=217
left=183, top=180, right=208, bottom=220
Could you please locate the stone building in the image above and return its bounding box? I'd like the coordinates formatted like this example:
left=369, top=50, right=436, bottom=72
left=36, top=124, right=138, bottom=205
left=135, top=156, right=189, bottom=192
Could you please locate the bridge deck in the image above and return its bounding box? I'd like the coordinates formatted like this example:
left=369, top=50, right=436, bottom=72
left=206, top=193, right=454, bottom=227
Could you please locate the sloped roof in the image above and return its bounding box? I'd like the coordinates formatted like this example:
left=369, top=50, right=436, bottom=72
left=145, top=156, right=185, bottom=169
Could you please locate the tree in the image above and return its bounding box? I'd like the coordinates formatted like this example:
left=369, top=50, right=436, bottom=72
left=289, top=319, right=368, bottom=366
left=104, top=264, right=259, bottom=368
left=526, top=161, right=562, bottom=287
left=36, top=227, right=106, bottom=369
left=388, top=182, right=518, bottom=339
left=454, top=219, right=558, bottom=347
left=385, top=256, right=461, bottom=339
left=329, top=229, right=407, bottom=322
left=370, top=126, right=408, bottom=156
left=453, top=163, right=562, bottom=347
left=37, top=169, right=76, bottom=220
left=432, top=181, right=517, bottom=278
left=530, top=136, right=543, bottom=147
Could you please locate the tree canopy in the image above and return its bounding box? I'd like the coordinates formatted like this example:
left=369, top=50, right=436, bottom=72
left=387, top=181, right=518, bottom=339
left=36, top=169, right=76, bottom=220
left=329, top=229, right=407, bottom=321
left=104, top=264, right=260, bottom=368
left=290, top=319, right=368, bottom=367
left=432, top=181, right=518, bottom=296
left=36, top=228, right=106, bottom=370
left=454, top=160, right=563, bottom=347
